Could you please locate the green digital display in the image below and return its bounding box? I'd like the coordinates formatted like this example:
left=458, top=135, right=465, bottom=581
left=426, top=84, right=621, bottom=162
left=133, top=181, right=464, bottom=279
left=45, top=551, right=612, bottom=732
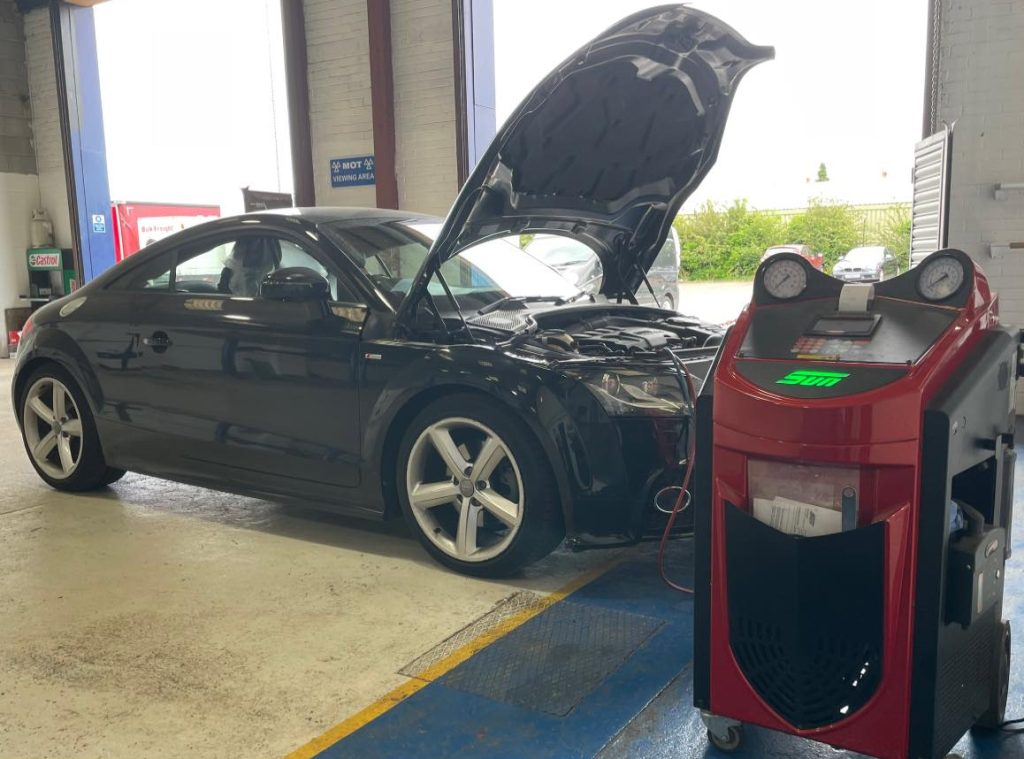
left=776, top=369, right=851, bottom=388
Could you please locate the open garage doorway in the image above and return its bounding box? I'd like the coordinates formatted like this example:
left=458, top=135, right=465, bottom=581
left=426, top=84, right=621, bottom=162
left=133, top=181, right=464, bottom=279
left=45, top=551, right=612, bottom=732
left=492, top=0, right=929, bottom=324
left=93, top=0, right=292, bottom=254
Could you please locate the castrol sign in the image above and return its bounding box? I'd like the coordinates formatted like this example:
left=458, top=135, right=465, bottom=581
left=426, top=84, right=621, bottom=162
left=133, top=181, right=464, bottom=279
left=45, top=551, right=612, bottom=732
left=27, top=250, right=61, bottom=270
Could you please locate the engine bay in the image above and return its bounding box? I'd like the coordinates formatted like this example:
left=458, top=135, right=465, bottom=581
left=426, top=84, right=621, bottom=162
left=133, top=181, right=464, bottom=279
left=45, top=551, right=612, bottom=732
left=518, top=310, right=722, bottom=359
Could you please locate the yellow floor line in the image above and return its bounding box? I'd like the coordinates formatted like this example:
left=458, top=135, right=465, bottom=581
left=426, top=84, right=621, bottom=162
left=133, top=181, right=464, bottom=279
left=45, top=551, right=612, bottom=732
left=283, top=559, right=619, bottom=759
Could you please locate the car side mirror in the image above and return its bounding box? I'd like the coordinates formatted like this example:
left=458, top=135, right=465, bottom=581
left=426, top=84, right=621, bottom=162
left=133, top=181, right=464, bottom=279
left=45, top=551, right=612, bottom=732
left=261, top=267, right=330, bottom=302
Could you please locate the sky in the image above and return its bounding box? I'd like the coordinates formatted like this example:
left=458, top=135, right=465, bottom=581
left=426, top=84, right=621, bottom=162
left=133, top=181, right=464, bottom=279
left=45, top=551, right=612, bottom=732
left=92, top=0, right=927, bottom=217
left=493, top=0, right=929, bottom=210
left=94, top=0, right=292, bottom=217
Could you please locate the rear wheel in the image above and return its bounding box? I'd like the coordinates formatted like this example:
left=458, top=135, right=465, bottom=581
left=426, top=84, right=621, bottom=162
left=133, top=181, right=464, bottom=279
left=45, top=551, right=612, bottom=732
left=19, top=365, right=124, bottom=491
left=396, top=394, right=564, bottom=577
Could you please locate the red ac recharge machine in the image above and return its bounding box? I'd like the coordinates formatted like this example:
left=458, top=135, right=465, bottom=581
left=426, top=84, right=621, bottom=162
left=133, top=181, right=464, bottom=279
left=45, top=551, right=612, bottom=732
left=693, top=249, right=1017, bottom=759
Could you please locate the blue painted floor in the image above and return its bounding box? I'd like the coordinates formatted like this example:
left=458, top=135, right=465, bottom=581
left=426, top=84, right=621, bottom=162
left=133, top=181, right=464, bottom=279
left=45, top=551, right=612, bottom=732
left=316, top=459, right=1024, bottom=759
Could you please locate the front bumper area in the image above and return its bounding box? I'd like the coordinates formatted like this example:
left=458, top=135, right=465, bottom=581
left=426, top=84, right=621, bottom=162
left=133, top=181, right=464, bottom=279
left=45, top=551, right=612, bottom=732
left=833, top=271, right=879, bottom=282
left=556, top=412, right=693, bottom=548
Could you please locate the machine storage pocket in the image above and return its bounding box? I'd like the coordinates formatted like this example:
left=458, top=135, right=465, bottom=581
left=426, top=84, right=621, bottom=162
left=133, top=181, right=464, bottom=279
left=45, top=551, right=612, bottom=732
left=724, top=503, right=886, bottom=729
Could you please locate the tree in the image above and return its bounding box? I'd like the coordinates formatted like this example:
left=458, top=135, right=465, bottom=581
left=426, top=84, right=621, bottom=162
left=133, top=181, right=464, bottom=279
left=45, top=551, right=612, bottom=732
left=674, top=200, right=786, bottom=280
left=785, top=199, right=863, bottom=271
left=878, top=204, right=912, bottom=270
left=816, top=162, right=829, bottom=182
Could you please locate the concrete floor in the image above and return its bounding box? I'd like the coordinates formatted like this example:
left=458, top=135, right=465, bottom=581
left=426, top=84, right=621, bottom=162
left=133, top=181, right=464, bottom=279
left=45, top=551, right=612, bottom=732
left=0, top=358, right=618, bottom=758
left=675, top=280, right=753, bottom=324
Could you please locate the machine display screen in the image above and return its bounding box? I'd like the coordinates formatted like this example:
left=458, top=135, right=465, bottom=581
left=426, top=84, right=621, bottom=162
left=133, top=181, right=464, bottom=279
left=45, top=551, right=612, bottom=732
left=739, top=297, right=960, bottom=365
left=807, top=315, right=881, bottom=337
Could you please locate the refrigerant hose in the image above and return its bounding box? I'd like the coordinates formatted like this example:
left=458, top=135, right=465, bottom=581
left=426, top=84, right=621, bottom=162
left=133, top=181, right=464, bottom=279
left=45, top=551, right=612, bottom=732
left=659, top=349, right=698, bottom=594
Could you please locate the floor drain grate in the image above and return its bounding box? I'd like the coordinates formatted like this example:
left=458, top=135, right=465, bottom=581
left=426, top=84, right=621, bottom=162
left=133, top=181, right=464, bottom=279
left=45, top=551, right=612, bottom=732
left=398, top=590, right=545, bottom=680
left=441, top=600, right=664, bottom=716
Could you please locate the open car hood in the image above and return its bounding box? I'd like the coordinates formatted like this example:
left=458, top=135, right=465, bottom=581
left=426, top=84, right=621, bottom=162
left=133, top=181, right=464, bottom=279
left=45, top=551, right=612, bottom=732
left=404, top=5, right=773, bottom=307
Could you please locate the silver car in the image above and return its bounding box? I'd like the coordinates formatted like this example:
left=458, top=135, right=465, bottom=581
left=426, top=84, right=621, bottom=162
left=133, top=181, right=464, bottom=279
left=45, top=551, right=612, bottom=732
left=833, top=246, right=900, bottom=282
left=525, top=228, right=681, bottom=309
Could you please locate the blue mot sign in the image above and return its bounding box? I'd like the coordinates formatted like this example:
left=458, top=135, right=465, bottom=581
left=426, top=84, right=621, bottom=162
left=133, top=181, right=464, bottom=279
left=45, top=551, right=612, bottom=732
left=330, top=155, right=376, bottom=188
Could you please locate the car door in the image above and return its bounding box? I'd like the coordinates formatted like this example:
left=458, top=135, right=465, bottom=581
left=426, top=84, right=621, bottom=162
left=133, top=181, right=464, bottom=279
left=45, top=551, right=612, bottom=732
left=123, top=228, right=366, bottom=496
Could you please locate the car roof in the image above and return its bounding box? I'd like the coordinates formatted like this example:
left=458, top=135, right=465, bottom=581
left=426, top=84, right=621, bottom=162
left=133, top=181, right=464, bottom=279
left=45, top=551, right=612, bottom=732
left=85, top=207, right=443, bottom=291
left=236, top=206, right=440, bottom=226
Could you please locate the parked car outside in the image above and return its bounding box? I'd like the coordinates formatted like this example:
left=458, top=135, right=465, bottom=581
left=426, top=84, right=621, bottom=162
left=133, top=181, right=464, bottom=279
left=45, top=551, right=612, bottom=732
left=833, top=245, right=900, bottom=282
left=526, top=227, right=681, bottom=310
left=523, top=235, right=604, bottom=294
left=761, top=244, right=823, bottom=270
left=12, top=6, right=771, bottom=576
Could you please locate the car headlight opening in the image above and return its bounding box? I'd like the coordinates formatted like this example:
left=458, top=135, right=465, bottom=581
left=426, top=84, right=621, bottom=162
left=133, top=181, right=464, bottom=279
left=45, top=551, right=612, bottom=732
left=569, top=368, right=687, bottom=415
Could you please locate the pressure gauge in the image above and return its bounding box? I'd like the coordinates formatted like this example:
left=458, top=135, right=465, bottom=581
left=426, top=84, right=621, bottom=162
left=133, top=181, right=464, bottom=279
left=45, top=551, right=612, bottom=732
left=917, top=256, right=965, bottom=301
left=763, top=258, right=807, bottom=299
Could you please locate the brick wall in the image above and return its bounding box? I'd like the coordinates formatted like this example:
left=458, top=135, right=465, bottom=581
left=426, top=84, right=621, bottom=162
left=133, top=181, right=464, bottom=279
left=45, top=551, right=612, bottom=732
left=934, top=0, right=1024, bottom=402
left=0, top=0, right=39, bottom=351
left=0, top=0, right=33, bottom=175
left=392, top=0, right=458, bottom=215
left=303, top=0, right=460, bottom=214
left=304, top=0, right=376, bottom=207
left=24, top=7, right=70, bottom=249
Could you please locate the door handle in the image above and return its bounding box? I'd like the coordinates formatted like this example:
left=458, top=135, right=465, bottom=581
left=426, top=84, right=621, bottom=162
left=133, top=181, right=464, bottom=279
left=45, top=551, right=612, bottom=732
left=143, top=332, right=173, bottom=352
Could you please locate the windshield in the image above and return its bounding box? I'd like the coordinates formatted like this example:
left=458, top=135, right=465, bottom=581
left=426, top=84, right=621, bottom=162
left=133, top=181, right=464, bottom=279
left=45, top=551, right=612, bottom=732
left=845, top=247, right=883, bottom=264
left=319, top=220, right=580, bottom=312
left=526, top=236, right=597, bottom=267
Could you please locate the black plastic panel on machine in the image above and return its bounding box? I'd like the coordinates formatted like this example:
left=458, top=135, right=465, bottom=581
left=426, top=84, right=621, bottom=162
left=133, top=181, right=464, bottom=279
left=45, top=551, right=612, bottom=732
left=725, top=503, right=886, bottom=729
left=739, top=297, right=958, bottom=365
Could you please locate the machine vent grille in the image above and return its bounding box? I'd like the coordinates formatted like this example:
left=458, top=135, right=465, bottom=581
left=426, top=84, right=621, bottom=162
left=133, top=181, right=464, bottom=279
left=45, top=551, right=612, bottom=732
left=731, top=616, right=882, bottom=728
left=723, top=503, right=886, bottom=731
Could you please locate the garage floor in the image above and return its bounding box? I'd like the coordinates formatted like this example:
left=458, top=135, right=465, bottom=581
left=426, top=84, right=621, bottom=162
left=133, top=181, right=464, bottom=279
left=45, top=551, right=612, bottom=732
left=3, top=352, right=1023, bottom=759
left=0, top=359, right=617, bottom=758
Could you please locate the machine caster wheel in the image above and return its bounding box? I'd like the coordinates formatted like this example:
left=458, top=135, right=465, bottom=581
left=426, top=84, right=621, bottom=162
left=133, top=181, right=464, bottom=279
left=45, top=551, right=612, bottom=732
left=707, top=724, right=744, bottom=753
left=974, top=620, right=1011, bottom=730
left=701, top=710, right=744, bottom=753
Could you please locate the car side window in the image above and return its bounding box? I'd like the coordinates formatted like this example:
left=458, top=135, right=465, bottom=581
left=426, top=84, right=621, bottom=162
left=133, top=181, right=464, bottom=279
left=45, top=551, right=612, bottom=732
left=113, top=234, right=361, bottom=302
left=276, top=239, right=358, bottom=302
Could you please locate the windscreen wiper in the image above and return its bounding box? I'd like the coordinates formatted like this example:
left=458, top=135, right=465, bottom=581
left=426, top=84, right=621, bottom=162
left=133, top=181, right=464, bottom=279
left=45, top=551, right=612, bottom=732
left=476, top=294, right=578, bottom=316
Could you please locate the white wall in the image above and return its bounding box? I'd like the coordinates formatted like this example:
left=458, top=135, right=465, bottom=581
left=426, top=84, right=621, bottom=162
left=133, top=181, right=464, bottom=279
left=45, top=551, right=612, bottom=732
left=934, top=0, right=1024, bottom=402
left=24, top=8, right=70, bottom=250
left=392, top=0, right=459, bottom=215
left=303, top=0, right=460, bottom=213
left=0, top=171, right=41, bottom=355
left=0, top=3, right=40, bottom=356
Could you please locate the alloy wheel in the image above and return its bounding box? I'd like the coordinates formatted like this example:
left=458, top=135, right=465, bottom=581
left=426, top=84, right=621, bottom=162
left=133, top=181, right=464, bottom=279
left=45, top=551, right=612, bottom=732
left=23, top=377, right=84, bottom=480
left=405, top=417, right=524, bottom=562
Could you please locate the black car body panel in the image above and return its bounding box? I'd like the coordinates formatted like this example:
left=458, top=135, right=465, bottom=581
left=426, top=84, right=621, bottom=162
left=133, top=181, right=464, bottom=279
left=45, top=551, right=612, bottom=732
left=12, top=210, right=722, bottom=546
left=12, top=6, right=768, bottom=554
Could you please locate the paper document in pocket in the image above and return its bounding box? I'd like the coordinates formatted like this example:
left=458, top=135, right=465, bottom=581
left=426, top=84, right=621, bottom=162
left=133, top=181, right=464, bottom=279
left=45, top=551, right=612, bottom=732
left=752, top=496, right=842, bottom=537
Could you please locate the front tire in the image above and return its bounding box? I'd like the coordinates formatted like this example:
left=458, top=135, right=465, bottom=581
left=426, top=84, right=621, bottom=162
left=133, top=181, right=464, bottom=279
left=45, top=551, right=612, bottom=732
left=396, top=394, right=564, bottom=577
left=19, top=364, right=124, bottom=491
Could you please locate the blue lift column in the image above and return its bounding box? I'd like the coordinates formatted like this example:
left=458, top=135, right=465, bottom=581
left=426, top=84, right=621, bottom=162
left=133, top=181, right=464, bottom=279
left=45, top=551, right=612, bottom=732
left=51, top=0, right=114, bottom=283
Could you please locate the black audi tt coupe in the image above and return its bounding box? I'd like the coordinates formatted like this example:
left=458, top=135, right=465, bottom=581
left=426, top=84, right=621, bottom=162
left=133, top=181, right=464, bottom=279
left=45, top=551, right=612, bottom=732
left=12, top=6, right=771, bottom=575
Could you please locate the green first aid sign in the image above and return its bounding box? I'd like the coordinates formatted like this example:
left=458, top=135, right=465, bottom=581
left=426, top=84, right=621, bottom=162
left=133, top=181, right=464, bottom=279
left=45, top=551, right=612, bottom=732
left=777, top=369, right=850, bottom=388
